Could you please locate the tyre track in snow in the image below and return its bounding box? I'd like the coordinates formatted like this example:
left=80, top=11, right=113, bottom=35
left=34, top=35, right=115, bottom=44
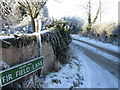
left=72, top=39, right=119, bottom=79
left=73, top=38, right=120, bottom=58
left=71, top=42, right=118, bottom=88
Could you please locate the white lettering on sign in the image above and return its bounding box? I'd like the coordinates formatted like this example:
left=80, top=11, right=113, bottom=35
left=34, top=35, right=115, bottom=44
left=16, top=67, right=31, bottom=78
left=2, top=74, right=13, bottom=84
left=0, top=56, right=44, bottom=87
left=32, top=61, right=42, bottom=70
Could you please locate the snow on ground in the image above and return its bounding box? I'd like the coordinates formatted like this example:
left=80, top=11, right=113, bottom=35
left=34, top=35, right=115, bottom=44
left=1, top=34, right=118, bottom=88
left=41, top=57, right=83, bottom=88
left=42, top=41, right=118, bottom=88
left=41, top=40, right=118, bottom=88
left=71, top=42, right=118, bottom=88
left=71, top=35, right=119, bottom=53
left=72, top=40, right=118, bottom=62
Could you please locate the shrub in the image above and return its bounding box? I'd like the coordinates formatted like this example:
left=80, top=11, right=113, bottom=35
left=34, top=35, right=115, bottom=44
left=43, top=19, right=72, bottom=63
left=62, top=17, right=84, bottom=34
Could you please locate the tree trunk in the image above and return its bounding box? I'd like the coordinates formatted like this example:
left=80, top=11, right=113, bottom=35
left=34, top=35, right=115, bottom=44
left=87, top=0, right=92, bottom=33
left=31, top=17, right=36, bottom=32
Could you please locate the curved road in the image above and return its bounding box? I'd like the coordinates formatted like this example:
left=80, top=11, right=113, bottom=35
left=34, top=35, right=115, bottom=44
left=71, top=40, right=118, bottom=88
left=72, top=39, right=119, bottom=78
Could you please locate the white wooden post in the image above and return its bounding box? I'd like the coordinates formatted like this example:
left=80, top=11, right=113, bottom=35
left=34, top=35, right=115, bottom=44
left=38, top=19, right=42, bottom=55
left=35, top=18, right=42, bottom=56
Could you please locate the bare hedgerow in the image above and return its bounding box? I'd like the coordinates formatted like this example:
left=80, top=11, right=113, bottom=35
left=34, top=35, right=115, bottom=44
left=81, top=23, right=119, bottom=45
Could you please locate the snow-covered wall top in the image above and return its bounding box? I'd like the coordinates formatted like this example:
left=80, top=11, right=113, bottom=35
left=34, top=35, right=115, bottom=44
left=0, top=30, right=51, bottom=48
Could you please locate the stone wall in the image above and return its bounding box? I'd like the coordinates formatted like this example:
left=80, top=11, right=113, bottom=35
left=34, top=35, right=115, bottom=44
left=41, top=41, right=55, bottom=75
left=0, top=35, right=55, bottom=75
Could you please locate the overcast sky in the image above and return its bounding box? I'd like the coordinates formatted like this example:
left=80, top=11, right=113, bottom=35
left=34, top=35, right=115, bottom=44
left=46, top=0, right=119, bottom=23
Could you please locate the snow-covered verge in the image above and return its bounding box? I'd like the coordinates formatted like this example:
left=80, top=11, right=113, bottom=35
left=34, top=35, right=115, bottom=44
left=71, top=35, right=119, bottom=53
left=40, top=56, right=83, bottom=88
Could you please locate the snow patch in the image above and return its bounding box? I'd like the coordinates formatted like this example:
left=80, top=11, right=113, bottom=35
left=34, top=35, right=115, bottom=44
left=0, top=36, right=14, bottom=40
left=0, top=61, right=9, bottom=71
left=41, top=51, right=82, bottom=88
left=40, top=30, right=50, bottom=35
left=71, top=35, right=119, bottom=53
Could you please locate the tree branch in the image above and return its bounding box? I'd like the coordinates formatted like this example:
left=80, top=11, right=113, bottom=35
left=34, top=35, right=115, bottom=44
left=92, top=1, right=101, bottom=24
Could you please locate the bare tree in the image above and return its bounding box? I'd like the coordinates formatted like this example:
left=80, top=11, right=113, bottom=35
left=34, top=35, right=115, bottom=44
left=0, top=1, right=14, bottom=34
left=80, top=0, right=101, bottom=33
left=87, top=0, right=101, bottom=32
left=18, top=0, right=48, bottom=32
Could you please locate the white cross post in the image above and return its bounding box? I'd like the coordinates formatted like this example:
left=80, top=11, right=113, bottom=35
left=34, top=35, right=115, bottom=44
left=35, top=18, right=42, bottom=56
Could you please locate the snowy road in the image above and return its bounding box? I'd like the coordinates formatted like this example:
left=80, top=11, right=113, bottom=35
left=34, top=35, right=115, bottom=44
left=73, top=38, right=120, bottom=58
left=71, top=40, right=118, bottom=88
left=41, top=36, right=118, bottom=88
left=72, top=39, right=119, bottom=78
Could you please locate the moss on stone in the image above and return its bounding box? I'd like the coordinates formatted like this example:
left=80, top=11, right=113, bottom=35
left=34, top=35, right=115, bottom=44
left=2, top=35, right=37, bottom=48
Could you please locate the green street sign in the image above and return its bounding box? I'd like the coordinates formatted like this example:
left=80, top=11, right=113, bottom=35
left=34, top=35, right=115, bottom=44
left=0, top=56, right=44, bottom=87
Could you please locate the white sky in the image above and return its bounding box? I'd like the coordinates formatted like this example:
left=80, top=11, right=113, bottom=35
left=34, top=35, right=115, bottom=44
left=46, top=0, right=119, bottom=23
